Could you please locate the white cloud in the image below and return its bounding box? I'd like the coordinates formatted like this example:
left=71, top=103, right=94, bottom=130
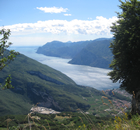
left=1, top=16, right=118, bottom=36
left=64, top=14, right=72, bottom=16
left=36, top=7, right=68, bottom=13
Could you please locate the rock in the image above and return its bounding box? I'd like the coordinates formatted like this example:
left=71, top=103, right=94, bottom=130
left=27, top=71, right=64, bottom=85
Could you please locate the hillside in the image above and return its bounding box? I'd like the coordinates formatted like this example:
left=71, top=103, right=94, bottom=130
left=0, top=52, right=131, bottom=117
left=0, top=53, right=88, bottom=116
left=69, top=39, right=113, bottom=69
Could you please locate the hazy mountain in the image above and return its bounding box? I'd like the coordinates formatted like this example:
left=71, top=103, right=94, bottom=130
left=36, top=40, right=89, bottom=58
left=69, top=38, right=113, bottom=69
left=36, top=38, right=113, bottom=69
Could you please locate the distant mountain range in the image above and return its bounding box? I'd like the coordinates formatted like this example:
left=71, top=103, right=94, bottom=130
left=36, top=38, right=113, bottom=69
left=37, top=40, right=89, bottom=59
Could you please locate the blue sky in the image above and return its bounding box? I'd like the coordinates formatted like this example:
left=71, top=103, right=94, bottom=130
left=0, top=0, right=123, bottom=46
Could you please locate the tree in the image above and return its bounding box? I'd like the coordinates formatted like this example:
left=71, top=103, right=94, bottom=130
left=108, top=0, right=140, bottom=114
left=0, top=28, right=19, bottom=89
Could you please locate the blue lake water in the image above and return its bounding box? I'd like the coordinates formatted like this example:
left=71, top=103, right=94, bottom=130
left=9, top=46, right=120, bottom=90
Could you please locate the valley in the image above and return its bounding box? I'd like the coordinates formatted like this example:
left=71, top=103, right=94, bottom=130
left=9, top=45, right=119, bottom=90
left=0, top=47, right=129, bottom=117
left=1, top=0, right=139, bottom=129
left=0, top=40, right=132, bottom=130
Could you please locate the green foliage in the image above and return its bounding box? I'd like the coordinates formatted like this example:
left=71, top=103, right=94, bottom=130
left=0, top=112, right=104, bottom=130
left=108, top=0, right=140, bottom=94
left=1, top=112, right=140, bottom=130
left=98, top=112, right=140, bottom=130
left=0, top=28, right=19, bottom=89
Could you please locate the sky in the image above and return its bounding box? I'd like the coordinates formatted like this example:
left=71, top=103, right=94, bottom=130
left=0, top=0, right=123, bottom=46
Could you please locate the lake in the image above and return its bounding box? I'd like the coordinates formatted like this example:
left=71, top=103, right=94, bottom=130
left=9, top=46, right=119, bottom=90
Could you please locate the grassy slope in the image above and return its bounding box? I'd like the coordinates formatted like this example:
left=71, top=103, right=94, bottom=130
left=0, top=54, right=88, bottom=116
left=1, top=111, right=140, bottom=130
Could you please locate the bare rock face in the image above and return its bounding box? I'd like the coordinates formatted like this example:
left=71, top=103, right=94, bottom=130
left=131, top=91, right=140, bottom=115
left=28, top=86, right=63, bottom=111
left=27, top=71, right=64, bottom=85
left=11, top=81, right=63, bottom=111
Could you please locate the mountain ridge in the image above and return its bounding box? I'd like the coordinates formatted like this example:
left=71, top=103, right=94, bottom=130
left=36, top=38, right=113, bottom=68
left=0, top=51, right=131, bottom=117
left=69, top=39, right=113, bottom=69
left=0, top=53, right=90, bottom=116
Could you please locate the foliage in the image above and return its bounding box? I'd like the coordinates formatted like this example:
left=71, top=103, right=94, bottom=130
left=98, top=112, right=140, bottom=130
left=0, top=112, right=107, bottom=130
left=108, top=0, right=140, bottom=94
left=0, top=28, right=19, bottom=89
left=2, top=112, right=140, bottom=130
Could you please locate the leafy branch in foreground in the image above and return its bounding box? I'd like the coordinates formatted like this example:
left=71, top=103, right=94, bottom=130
left=0, top=28, right=19, bottom=89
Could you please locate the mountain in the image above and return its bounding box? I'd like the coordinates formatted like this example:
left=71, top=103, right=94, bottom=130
left=94, top=38, right=112, bottom=41
left=36, top=40, right=89, bottom=58
left=0, top=51, right=131, bottom=118
left=36, top=38, right=113, bottom=69
left=0, top=53, right=88, bottom=116
left=69, top=38, right=113, bottom=69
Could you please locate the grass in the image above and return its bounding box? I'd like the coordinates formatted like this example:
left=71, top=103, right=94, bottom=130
left=1, top=102, right=140, bottom=130
left=0, top=128, right=7, bottom=130
left=97, top=113, right=140, bottom=130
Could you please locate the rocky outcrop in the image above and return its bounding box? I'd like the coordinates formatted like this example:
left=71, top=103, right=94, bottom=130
left=27, top=71, right=64, bottom=85
left=30, top=106, right=60, bottom=114
left=27, top=86, right=63, bottom=111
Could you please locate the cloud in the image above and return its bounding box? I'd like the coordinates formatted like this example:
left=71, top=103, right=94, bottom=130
left=1, top=16, right=118, bottom=36
left=64, top=14, right=72, bottom=16
left=36, top=7, right=68, bottom=13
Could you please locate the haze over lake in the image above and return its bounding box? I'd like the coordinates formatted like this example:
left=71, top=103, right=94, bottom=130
left=9, top=46, right=119, bottom=90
